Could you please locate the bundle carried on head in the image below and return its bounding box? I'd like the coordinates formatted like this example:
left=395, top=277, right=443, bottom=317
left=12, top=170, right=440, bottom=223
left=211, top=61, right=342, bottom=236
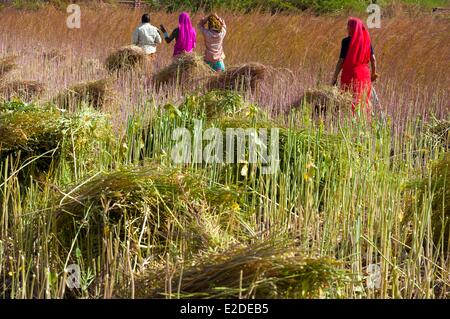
left=0, top=80, right=45, bottom=102
left=0, top=56, right=18, bottom=80
left=296, top=85, right=353, bottom=115
left=207, top=62, right=268, bottom=91
left=53, top=78, right=115, bottom=110
left=105, top=45, right=147, bottom=72
left=208, top=14, right=223, bottom=32
left=153, top=53, right=213, bottom=87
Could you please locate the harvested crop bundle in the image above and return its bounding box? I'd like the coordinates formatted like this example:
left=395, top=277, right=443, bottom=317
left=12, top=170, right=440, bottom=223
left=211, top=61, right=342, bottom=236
left=0, top=101, right=63, bottom=173
left=181, top=90, right=248, bottom=119
left=135, top=240, right=350, bottom=299
left=0, top=101, right=114, bottom=179
left=79, top=57, right=103, bottom=71
left=405, top=154, right=450, bottom=248
left=0, top=56, right=18, bottom=79
left=0, top=80, right=45, bottom=102
left=53, top=78, right=115, bottom=110
left=296, top=85, right=353, bottom=115
left=42, top=49, right=67, bottom=62
left=56, top=164, right=242, bottom=254
left=153, top=53, right=213, bottom=87
left=105, top=45, right=147, bottom=72
left=207, top=62, right=268, bottom=91
left=57, top=165, right=240, bottom=223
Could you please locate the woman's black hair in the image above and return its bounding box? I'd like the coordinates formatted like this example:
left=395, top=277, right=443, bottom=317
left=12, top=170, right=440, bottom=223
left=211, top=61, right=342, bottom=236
left=142, top=14, right=151, bottom=24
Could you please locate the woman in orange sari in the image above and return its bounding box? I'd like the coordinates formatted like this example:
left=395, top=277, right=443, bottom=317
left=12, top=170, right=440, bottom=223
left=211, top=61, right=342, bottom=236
left=332, top=17, right=378, bottom=115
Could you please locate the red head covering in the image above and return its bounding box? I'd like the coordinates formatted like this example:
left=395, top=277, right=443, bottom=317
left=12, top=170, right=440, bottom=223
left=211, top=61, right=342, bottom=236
left=343, top=17, right=371, bottom=69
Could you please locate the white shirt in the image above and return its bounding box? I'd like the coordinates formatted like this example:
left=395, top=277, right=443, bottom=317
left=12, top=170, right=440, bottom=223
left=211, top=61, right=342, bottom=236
left=132, top=23, right=162, bottom=54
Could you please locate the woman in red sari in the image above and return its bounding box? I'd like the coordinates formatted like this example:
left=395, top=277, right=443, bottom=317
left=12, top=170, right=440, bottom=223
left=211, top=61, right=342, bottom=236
left=332, top=17, right=378, bottom=115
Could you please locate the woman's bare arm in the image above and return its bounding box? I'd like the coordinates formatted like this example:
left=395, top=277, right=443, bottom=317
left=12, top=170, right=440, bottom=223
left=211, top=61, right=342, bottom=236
left=332, top=58, right=344, bottom=85
left=198, top=16, right=208, bottom=31
left=370, top=54, right=378, bottom=82
left=164, top=29, right=177, bottom=44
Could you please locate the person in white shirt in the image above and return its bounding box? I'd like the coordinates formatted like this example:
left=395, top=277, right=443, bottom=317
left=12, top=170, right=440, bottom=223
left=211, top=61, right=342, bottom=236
left=132, top=14, right=162, bottom=55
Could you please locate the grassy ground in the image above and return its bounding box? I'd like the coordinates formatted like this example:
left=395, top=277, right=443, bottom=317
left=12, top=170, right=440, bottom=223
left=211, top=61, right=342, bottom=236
left=0, top=5, right=449, bottom=299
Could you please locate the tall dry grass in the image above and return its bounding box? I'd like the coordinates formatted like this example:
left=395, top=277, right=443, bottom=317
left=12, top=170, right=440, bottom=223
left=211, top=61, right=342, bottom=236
left=0, top=5, right=448, bottom=124
left=0, top=4, right=449, bottom=300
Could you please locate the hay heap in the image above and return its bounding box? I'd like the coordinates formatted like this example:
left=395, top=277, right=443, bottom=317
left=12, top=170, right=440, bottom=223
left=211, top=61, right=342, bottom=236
left=56, top=165, right=241, bottom=247
left=105, top=45, right=147, bottom=72
left=296, top=85, right=353, bottom=115
left=53, top=78, right=115, bottom=110
left=0, top=102, right=61, bottom=153
left=181, top=90, right=248, bottom=119
left=405, top=154, right=450, bottom=248
left=42, top=49, right=66, bottom=62
left=153, top=53, right=213, bottom=87
left=0, top=102, right=62, bottom=173
left=0, top=56, right=18, bottom=80
left=0, top=80, right=45, bottom=102
left=0, top=100, right=114, bottom=176
left=135, top=241, right=350, bottom=299
left=207, top=62, right=268, bottom=91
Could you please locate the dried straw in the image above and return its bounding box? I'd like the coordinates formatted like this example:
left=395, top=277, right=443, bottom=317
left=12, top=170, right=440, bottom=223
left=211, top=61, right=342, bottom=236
left=135, top=240, right=349, bottom=299
left=0, top=80, right=45, bottom=102
left=207, top=62, right=268, bottom=91
left=53, top=78, right=115, bottom=110
left=55, top=164, right=241, bottom=255
left=153, top=53, right=213, bottom=87
left=405, top=154, right=450, bottom=248
left=42, top=49, right=67, bottom=62
left=105, top=45, right=147, bottom=72
left=0, top=56, right=18, bottom=80
left=296, top=85, right=353, bottom=115
left=0, top=103, right=62, bottom=174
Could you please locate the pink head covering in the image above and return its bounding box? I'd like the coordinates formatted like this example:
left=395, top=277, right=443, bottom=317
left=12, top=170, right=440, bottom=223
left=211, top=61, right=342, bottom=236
left=174, top=12, right=196, bottom=56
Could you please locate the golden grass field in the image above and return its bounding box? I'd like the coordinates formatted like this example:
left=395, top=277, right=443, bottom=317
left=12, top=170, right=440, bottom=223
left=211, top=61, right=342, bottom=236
left=0, top=5, right=448, bottom=119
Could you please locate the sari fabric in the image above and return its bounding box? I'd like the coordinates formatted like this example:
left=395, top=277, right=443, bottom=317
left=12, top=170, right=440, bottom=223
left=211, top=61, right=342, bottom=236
left=173, top=12, right=196, bottom=57
left=341, top=17, right=372, bottom=114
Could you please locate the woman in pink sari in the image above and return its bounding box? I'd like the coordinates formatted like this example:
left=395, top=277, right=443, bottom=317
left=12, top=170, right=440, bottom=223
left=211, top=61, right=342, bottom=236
left=332, top=17, right=378, bottom=115
left=160, top=12, right=196, bottom=58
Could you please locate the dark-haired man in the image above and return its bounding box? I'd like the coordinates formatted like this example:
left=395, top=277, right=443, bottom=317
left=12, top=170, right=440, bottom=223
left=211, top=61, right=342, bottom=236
left=132, top=14, right=162, bottom=55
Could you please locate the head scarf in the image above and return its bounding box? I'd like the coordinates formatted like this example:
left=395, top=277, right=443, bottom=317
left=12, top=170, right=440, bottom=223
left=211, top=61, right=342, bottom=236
left=174, top=12, right=196, bottom=56
left=343, top=17, right=371, bottom=68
